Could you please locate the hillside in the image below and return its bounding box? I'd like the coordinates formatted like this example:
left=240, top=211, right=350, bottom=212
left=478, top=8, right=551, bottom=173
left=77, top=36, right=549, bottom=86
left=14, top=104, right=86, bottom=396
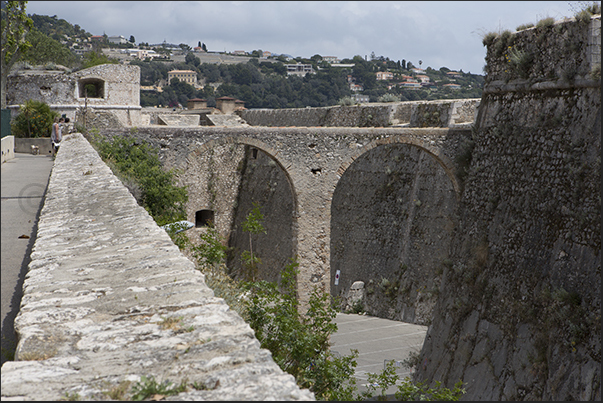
left=19, top=11, right=483, bottom=109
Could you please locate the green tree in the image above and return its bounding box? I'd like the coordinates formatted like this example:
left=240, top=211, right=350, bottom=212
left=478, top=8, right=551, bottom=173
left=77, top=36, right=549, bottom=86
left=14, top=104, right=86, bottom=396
left=241, top=201, right=266, bottom=281
left=81, top=50, right=117, bottom=69
left=1, top=0, right=33, bottom=108
left=21, top=28, right=77, bottom=67
left=10, top=99, right=57, bottom=137
left=129, top=35, right=135, bottom=43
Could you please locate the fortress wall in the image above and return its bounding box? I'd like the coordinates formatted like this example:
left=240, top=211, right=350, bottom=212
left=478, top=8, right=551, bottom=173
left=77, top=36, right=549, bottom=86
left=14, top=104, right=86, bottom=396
left=238, top=99, right=480, bottom=128
left=0, top=133, right=314, bottom=401
left=416, top=15, right=601, bottom=401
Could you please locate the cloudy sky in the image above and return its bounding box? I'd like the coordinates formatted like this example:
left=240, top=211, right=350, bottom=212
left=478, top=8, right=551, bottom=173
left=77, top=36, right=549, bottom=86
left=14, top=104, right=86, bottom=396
left=25, top=1, right=591, bottom=75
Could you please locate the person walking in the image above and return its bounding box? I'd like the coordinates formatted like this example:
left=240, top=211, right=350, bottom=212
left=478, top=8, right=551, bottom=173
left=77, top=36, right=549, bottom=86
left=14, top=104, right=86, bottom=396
left=51, top=117, right=63, bottom=156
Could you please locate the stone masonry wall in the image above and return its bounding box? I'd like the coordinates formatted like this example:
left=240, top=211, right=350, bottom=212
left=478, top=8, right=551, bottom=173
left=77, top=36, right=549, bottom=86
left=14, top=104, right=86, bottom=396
left=238, top=99, right=479, bottom=129
left=0, top=133, right=314, bottom=401
left=331, top=143, right=458, bottom=325
left=7, top=64, right=142, bottom=127
left=415, top=15, right=600, bottom=401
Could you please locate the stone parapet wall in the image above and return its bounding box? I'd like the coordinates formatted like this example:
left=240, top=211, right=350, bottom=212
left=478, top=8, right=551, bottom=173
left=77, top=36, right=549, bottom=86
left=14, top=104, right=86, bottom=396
left=238, top=99, right=479, bottom=128
left=483, top=15, right=600, bottom=84
left=0, top=133, right=314, bottom=401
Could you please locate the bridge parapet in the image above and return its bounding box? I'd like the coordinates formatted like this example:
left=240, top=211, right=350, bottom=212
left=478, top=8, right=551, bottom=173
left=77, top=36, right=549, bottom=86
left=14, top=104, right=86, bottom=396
left=0, top=133, right=314, bottom=401
left=237, top=98, right=479, bottom=129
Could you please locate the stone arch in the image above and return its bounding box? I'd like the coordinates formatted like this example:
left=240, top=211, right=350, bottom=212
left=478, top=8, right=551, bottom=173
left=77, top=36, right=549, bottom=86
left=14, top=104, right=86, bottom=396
left=330, top=136, right=459, bottom=324
left=336, top=135, right=461, bottom=199
left=191, top=136, right=299, bottom=284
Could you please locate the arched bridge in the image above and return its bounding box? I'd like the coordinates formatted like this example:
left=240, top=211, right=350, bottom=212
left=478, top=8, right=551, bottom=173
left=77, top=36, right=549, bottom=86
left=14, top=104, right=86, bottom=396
left=101, top=125, right=473, bottom=313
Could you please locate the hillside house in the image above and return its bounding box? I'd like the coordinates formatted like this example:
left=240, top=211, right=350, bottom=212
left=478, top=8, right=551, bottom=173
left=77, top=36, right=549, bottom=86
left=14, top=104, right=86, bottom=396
left=108, top=35, right=127, bottom=45
left=443, top=83, right=461, bottom=90
left=446, top=71, right=462, bottom=78
left=168, top=70, right=197, bottom=85
left=411, top=67, right=426, bottom=74
left=350, top=83, right=363, bottom=92
left=415, top=75, right=430, bottom=83
left=286, top=63, right=315, bottom=77
left=376, top=71, right=394, bottom=80
left=399, top=81, right=421, bottom=90
left=323, top=56, right=340, bottom=64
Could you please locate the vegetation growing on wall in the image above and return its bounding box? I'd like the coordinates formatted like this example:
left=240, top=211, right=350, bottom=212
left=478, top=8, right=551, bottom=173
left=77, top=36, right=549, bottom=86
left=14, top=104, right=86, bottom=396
left=90, top=135, right=188, bottom=228
left=191, top=204, right=466, bottom=401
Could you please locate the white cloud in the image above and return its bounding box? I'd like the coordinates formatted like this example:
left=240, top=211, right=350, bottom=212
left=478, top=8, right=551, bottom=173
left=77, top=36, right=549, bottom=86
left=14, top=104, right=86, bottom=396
left=25, top=1, right=584, bottom=74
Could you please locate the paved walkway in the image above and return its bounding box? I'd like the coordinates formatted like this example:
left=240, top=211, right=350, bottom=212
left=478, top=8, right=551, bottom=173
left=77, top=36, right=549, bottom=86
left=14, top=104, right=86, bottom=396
left=1, top=153, right=54, bottom=365
left=332, top=313, right=428, bottom=395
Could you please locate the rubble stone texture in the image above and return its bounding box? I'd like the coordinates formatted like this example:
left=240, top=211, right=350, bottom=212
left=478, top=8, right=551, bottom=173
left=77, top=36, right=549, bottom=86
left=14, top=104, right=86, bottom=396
left=0, top=133, right=314, bottom=401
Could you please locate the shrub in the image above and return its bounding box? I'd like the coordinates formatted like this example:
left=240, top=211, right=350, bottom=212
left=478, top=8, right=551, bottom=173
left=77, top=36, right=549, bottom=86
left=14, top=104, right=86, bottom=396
left=11, top=100, right=58, bottom=138
left=516, top=23, right=535, bottom=31
left=337, top=96, right=356, bottom=106
left=482, top=31, right=498, bottom=47
left=536, top=17, right=556, bottom=29
left=378, top=93, right=400, bottom=102
left=91, top=135, right=188, bottom=227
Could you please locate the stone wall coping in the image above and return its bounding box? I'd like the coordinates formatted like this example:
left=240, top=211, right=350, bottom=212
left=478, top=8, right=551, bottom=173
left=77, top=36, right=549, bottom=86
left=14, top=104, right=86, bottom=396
left=484, top=78, right=601, bottom=94
left=0, top=133, right=314, bottom=401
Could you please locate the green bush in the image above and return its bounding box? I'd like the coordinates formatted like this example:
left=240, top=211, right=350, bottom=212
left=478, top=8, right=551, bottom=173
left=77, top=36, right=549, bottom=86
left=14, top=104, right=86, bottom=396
left=378, top=93, right=400, bottom=102
left=11, top=100, right=58, bottom=138
left=242, top=257, right=360, bottom=400
left=91, top=135, right=188, bottom=227
left=337, top=96, right=356, bottom=106
left=187, top=204, right=467, bottom=401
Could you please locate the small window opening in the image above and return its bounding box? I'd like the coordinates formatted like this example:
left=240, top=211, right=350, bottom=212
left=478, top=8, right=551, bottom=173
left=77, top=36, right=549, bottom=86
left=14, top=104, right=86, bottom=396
left=311, top=168, right=322, bottom=175
left=196, top=209, right=215, bottom=227
left=78, top=78, right=105, bottom=98
left=251, top=148, right=258, bottom=159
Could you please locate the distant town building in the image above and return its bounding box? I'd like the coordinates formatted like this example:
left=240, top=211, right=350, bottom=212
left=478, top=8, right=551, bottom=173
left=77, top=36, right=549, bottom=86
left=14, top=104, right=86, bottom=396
left=411, top=67, right=426, bottom=74
left=446, top=71, right=463, bottom=78
left=352, top=94, right=369, bottom=103
left=108, top=35, right=127, bottom=45
left=399, top=81, right=421, bottom=90
left=168, top=70, right=197, bottom=85
left=127, top=49, right=158, bottom=60
left=415, top=75, right=430, bottom=83
left=262, top=51, right=272, bottom=58
left=376, top=71, right=394, bottom=80
left=232, top=50, right=247, bottom=56
left=286, top=63, right=315, bottom=77
left=443, top=83, right=461, bottom=90
left=350, top=83, right=363, bottom=92
left=323, top=56, right=340, bottom=64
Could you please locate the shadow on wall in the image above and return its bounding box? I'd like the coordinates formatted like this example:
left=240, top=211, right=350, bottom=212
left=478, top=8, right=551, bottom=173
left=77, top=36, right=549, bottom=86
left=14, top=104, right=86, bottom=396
left=331, top=143, right=458, bottom=325
left=227, top=145, right=296, bottom=284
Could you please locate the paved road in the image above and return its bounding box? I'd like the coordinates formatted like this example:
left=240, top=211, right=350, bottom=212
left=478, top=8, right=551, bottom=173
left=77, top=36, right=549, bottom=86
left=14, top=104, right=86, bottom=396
left=1, top=153, right=54, bottom=365
left=332, top=313, right=428, bottom=396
